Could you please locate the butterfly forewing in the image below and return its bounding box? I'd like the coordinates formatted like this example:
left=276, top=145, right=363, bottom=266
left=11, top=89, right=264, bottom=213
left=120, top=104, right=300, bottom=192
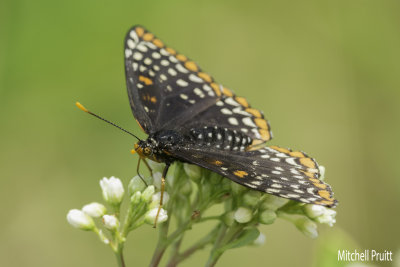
left=125, top=26, right=222, bottom=133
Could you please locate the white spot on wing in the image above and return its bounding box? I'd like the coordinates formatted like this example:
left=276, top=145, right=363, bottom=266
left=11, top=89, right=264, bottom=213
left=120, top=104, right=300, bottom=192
left=228, top=117, right=239, bottom=125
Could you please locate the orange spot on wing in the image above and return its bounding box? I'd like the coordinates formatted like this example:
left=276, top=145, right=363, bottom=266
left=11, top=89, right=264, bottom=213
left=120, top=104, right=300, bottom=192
left=233, top=170, right=248, bottom=178
left=318, top=190, right=333, bottom=200
left=176, top=54, right=187, bottom=61
left=300, top=157, right=316, bottom=169
left=308, top=178, right=320, bottom=183
left=143, top=33, right=154, bottom=41
left=235, top=97, right=249, bottom=107
left=213, top=160, right=223, bottom=166
left=314, top=183, right=327, bottom=189
left=259, top=129, right=271, bottom=141
left=254, top=118, right=268, bottom=129
left=198, top=72, right=212, bottom=83
left=139, top=75, right=153, bottom=85
left=210, top=83, right=221, bottom=96
left=289, top=151, right=305, bottom=158
left=153, top=39, right=164, bottom=48
left=166, top=47, right=176, bottom=55
left=150, top=96, right=157, bottom=103
left=135, top=27, right=144, bottom=37
left=222, top=87, right=233, bottom=97
left=185, top=61, right=198, bottom=72
left=245, top=108, right=262, bottom=118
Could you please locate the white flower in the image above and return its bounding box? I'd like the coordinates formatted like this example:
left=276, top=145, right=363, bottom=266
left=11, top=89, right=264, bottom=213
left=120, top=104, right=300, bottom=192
left=82, top=202, right=107, bottom=218
left=234, top=207, right=253, bottom=223
left=67, top=209, right=95, bottom=230
left=296, top=217, right=318, bottom=239
left=316, top=209, right=336, bottom=227
left=102, top=215, right=119, bottom=230
left=304, top=204, right=326, bottom=219
left=100, top=176, right=125, bottom=205
left=145, top=208, right=168, bottom=224
left=152, top=191, right=169, bottom=205
left=253, top=233, right=266, bottom=246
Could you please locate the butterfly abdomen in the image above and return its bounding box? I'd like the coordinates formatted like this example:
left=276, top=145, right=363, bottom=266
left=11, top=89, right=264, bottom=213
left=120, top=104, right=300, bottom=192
left=185, top=126, right=253, bottom=151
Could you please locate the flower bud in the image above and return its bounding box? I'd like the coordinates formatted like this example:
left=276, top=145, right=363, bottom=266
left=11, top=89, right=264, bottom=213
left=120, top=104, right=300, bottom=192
left=315, top=209, right=336, bottom=227
left=304, top=204, right=326, bottom=219
left=99, top=176, right=125, bottom=205
left=259, top=210, right=277, bottom=225
left=234, top=207, right=253, bottom=223
left=253, top=232, right=266, bottom=246
left=243, top=191, right=262, bottom=207
left=98, top=230, right=110, bottom=244
left=145, top=208, right=168, bottom=224
left=102, top=215, right=119, bottom=230
left=67, top=209, right=95, bottom=230
left=295, top=217, right=318, bottom=239
left=152, top=191, right=170, bottom=205
left=184, top=163, right=202, bottom=180
left=141, top=185, right=155, bottom=202
left=128, top=175, right=146, bottom=195
left=130, top=191, right=142, bottom=205
left=222, top=211, right=235, bottom=227
left=260, top=195, right=289, bottom=211
left=82, top=202, right=107, bottom=218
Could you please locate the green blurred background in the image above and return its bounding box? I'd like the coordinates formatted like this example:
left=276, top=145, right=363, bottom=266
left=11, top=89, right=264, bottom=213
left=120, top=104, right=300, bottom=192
left=1, top=0, right=399, bottom=266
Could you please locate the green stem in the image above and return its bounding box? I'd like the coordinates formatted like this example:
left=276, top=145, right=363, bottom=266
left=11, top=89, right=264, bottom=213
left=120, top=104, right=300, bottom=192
left=115, top=250, right=126, bottom=267
left=149, top=219, right=169, bottom=267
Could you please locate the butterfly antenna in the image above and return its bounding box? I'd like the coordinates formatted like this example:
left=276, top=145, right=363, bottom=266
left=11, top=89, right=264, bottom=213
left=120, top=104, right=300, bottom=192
left=76, top=102, right=141, bottom=141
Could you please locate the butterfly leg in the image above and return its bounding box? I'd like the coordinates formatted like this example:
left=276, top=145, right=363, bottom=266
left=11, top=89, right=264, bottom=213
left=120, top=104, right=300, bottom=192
left=136, top=157, right=148, bottom=187
left=142, top=158, right=153, bottom=178
left=153, top=163, right=170, bottom=228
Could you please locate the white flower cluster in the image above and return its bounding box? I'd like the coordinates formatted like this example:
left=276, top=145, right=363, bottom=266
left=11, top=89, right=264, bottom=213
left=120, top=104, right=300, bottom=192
left=67, top=175, right=169, bottom=250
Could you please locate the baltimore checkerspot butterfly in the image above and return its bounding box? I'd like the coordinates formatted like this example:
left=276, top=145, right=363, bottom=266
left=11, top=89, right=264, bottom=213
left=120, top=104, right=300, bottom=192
left=123, top=25, right=337, bottom=209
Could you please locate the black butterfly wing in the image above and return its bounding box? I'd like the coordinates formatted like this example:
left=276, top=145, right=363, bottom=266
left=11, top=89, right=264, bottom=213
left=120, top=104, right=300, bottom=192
left=124, top=26, right=222, bottom=133
left=124, top=26, right=272, bottom=146
left=172, top=145, right=337, bottom=207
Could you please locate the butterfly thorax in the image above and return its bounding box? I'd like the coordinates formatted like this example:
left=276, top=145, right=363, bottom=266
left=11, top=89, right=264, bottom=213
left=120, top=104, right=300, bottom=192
left=134, top=130, right=184, bottom=164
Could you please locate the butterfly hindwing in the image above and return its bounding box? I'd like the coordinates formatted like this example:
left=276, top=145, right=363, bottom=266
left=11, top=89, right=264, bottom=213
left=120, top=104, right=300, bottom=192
left=171, top=145, right=337, bottom=207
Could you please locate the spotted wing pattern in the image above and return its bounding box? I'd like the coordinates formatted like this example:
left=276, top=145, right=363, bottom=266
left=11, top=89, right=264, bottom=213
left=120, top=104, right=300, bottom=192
left=172, top=145, right=337, bottom=207
left=124, top=26, right=272, bottom=144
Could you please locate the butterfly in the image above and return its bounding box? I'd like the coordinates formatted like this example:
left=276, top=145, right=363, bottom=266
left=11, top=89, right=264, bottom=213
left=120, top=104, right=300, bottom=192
left=124, top=25, right=337, bottom=208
